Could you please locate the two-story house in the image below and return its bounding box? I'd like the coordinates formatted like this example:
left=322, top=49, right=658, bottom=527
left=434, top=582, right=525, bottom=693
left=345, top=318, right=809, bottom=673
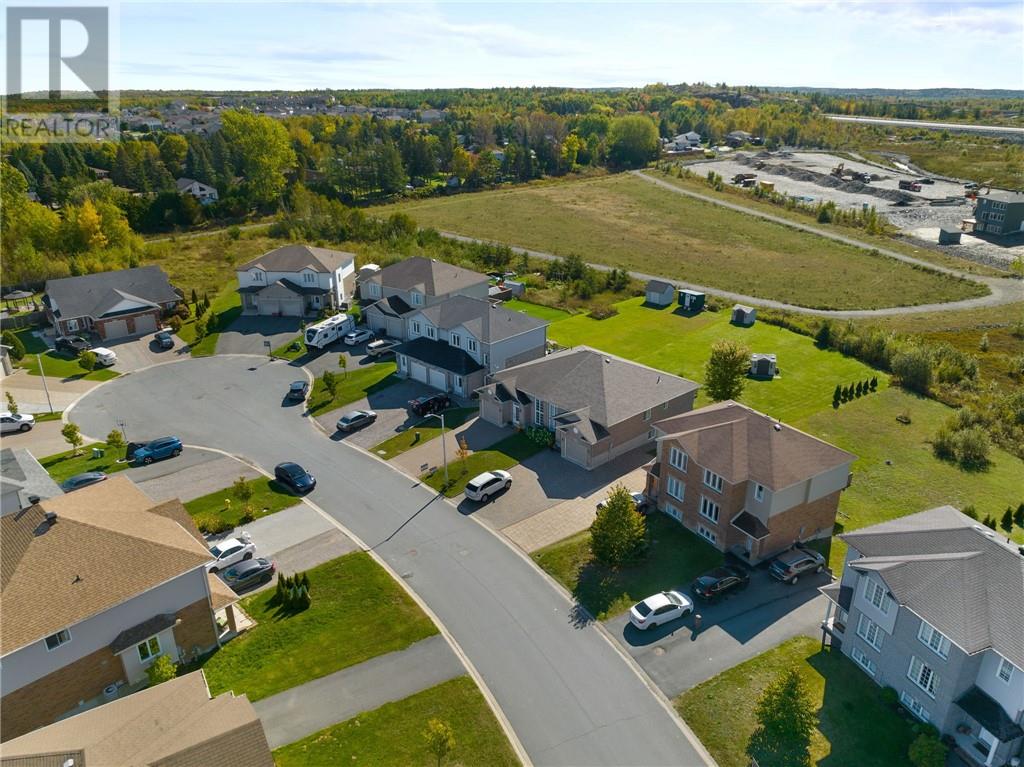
left=0, top=476, right=237, bottom=741
left=646, top=401, right=855, bottom=562
left=820, top=506, right=1024, bottom=767
left=175, top=176, right=219, bottom=204
left=236, top=244, right=356, bottom=317
left=974, top=190, right=1024, bottom=237
left=478, top=347, right=699, bottom=470
left=362, top=257, right=490, bottom=340
left=394, top=295, right=548, bottom=396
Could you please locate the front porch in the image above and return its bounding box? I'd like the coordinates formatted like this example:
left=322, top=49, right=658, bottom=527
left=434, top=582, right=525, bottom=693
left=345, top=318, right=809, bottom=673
left=948, top=686, right=1024, bottom=767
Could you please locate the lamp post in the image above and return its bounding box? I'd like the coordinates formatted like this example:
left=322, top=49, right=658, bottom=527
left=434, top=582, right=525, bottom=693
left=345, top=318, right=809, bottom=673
left=425, top=412, right=447, bottom=486
left=36, top=354, right=54, bottom=414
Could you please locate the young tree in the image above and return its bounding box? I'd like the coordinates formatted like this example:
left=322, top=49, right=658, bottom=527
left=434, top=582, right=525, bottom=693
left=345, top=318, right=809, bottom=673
left=855, top=381, right=864, bottom=397
left=338, top=353, right=347, bottom=379
left=322, top=370, right=337, bottom=397
left=814, top=320, right=832, bottom=348
left=983, top=515, right=997, bottom=530
left=590, top=484, right=647, bottom=566
left=1014, top=503, right=1024, bottom=529
left=606, top=115, right=659, bottom=169
left=746, top=669, right=816, bottom=767
left=455, top=435, right=470, bottom=466
left=146, top=654, right=178, bottom=687
left=832, top=384, right=842, bottom=403
left=703, top=340, right=751, bottom=401
left=892, top=346, right=932, bottom=394
left=978, top=333, right=989, bottom=352
left=78, top=350, right=97, bottom=371
left=5, top=391, right=18, bottom=415
left=1001, top=507, right=1015, bottom=537
left=233, top=476, right=254, bottom=504
left=423, top=718, right=455, bottom=767
left=869, top=376, right=878, bottom=391
left=61, top=422, right=84, bottom=455
left=105, top=428, right=126, bottom=457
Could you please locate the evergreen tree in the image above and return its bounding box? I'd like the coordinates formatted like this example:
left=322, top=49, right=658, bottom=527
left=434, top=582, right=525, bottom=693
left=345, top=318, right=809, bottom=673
left=704, top=340, right=751, bottom=401
left=589, top=484, right=646, bottom=566
left=1001, top=507, right=1014, bottom=536
left=1014, top=503, right=1024, bottom=529
left=746, top=669, right=816, bottom=767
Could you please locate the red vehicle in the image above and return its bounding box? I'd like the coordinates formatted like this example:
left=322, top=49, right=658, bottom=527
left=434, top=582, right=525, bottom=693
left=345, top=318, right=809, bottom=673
left=899, top=179, right=922, bottom=192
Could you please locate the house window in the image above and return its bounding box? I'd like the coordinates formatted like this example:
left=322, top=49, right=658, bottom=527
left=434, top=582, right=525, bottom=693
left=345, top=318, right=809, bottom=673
left=699, top=496, right=720, bottom=523
left=370, top=283, right=380, bottom=297
left=908, top=656, right=938, bottom=698
left=643, top=408, right=652, bottom=421
left=663, top=503, right=683, bottom=522
left=917, top=620, right=950, bottom=659
left=252, top=270, right=264, bottom=282
left=44, top=629, right=71, bottom=651
left=851, top=646, right=877, bottom=676
left=451, top=334, right=461, bottom=348
left=856, top=614, right=884, bottom=651
left=303, top=272, right=315, bottom=284
left=754, top=484, right=765, bottom=502
left=998, top=657, right=1015, bottom=684
left=137, top=635, right=161, bottom=663
left=411, top=292, right=423, bottom=306
left=666, top=476, right=685, bottom=502
left=534, top=400, right=546, bottom=426
left=412, top=321, right=421, bottom=335
left=511, top=403, right=521, bottom=424
left=483, top=353, right=489, bottom=366
left=697, top=524, right=718, bottom=544
left=703, top=468, right=724, bottom=493
left=900, top=691, right=931, bottom=723
left=863, top=578, right=891, bottom=614
left=648, top=428, right=656, bottom=440
left=426, top=326, right=436, bottom=339
left=66, top=318, right=79, bottom=332
left=467, top=339, right=478, bottom=352
left=455, top=376, right=463, bottom=390
left=668, top=447, right=687, bottom=471
left=398, top=355, right=407, bottom=371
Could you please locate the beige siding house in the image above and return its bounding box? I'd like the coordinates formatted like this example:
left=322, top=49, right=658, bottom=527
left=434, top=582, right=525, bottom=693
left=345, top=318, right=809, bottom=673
left=236, top=244, right=356, bottom=317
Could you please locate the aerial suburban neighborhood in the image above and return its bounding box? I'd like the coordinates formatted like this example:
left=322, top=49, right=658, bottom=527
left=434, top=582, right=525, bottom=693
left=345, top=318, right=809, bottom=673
left=1, top=3, right=1023, bottom=767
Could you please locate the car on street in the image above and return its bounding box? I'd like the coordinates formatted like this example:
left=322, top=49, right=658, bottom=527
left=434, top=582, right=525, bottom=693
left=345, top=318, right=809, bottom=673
left=92, top=347, right=117, bottom=367
left=0, top=412, right=35, bottom=434
left=132, top=436, right=183, bottom=464
left=222, top=557, right=276, bottom=591
left=154, top=331, right=174, bottom=349
left=408, top=392, right=450, bottom=416
left=336, top=409, right=377, bottom=432
left=768, top=544, right=827, bottom=584
left=629, top=590, right=694, bottom=630
left=286, top=380, right=310, bottom=401
left=464, top=470, right=512, bottom=503
left=344, top=328, right=374, bottom=346
left=690, top=565, right=750, bottom=602
left=55, top=335, right=91, bottom=354
left=366, top=339, right=400, bottom=358
left=60, top=471, right=108, bottom=492
left=597, top=491, right=647, bottom=512
left=274, top=461, right=316, bottom=493
left=207, top=535, right=256, bottom=574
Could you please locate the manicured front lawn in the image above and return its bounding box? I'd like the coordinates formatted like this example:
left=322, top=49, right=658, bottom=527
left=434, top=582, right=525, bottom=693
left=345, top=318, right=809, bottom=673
left=192, top=281, right=242, bottom=357
left=675, top=636, right=918, bottom=767
left=307, top=361, right=399, bottom=415
left=370, top=407, right=477, bottom=460
left=501, top=298, right=573, bottom=323
left=532, top=512, right=723, bottom=619
left=40, top=442, right=130, bottom=483
left=183, top=476, right=300, bottom=530
left=11, top=328, right=118, bottom=381
left=421, top=431, right=543, bottom=497
left=273, top=676, right=520, bottom=767
left=202, top=552, right=437, bottom=702
left=271, top=335, right=305, bottom=360
left=32, top=411, right=64, bottom=422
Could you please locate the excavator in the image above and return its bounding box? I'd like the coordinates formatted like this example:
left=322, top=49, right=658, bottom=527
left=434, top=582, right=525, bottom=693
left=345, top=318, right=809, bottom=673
left=965, top=179, right=994, bottom=200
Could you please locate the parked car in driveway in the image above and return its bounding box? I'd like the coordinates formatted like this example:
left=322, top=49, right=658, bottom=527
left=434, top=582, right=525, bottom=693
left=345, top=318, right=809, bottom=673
left=768, top=544, right=826, bottom=584
left=336, top=409, right=377, bottom=432
left=690, top=566, right=750, bottom=602
left=344, top=328, right=374, bottom=346
left=207, top=534, right=256, bottom=574
left=274, top=462, right=316, bottom=493
left=132, top=436, right=183, bottom=464
left=286, top=380, right=309, bottom=401
left=629, top=591, right=693, bottom=630
left=409, top=393, right=450, bottom=416
left=55, top=335, right=90, bottom=354
left=366, top=339, right=399, bottom=358
left=0, top=412, right=35, bottom=433
left=597, top=491, right=647, bottom=512
left=464, top=470, right=512, bottom=502
left=60, top=471, right=108, bottom=492
left=222, top=557, right=275, bottom=591
left=154, top=331, right=174, bottom=349
left=92, top=347, right=117, bottom=367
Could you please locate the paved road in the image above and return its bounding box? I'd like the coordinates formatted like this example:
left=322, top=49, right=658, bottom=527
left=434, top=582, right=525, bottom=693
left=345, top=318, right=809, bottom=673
left=824, top=114, right=1024, bottom=138
left=254, top=635, right=464, bottom=748
left=69, top=356, right=713, bottom=767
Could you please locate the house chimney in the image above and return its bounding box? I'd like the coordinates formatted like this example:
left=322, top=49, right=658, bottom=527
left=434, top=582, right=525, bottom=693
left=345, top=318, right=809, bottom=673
left=45, top=511, right=57, bottom=525
left=27, top=495, right=41, bottom=505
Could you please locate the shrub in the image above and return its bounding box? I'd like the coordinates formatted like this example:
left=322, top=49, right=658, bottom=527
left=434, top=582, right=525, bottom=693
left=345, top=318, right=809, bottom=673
left=880, top=686, right=899, bottom=707
left=589, top=302, right=619, bottom=320
left=174, top=303, right=191, bottom=319
left=146, top=655, right=178, bottom=686
left=167, top=315, right=183, bottom=333
left=892, top=346, right=932, bottom=394
left=525, top=426, right=554, bottom=447
left=2, top=330, right=26, bottom=361
left=961, top=505, right=978, bottom=520
left=978, top=333, right=989, bottom=352
left=195, top=514, right=231, bottom=534
left=227, top=225, right=242, bottom=240
left=953, top=426, right=991, bottom=468
left=908, top=732, right=947, bottom=767
left=983, top=515, right=997, bottom=530
left=78, top=350, right=97, bottom=371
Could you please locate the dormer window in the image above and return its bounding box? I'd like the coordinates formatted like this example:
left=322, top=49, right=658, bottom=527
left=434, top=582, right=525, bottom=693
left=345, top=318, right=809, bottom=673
left=252, top=270, right=265, bottom=283
left=411, top=292, right=423, bottom=306
left=44, top=628, right=71, bottom=651
left=370, top=283, right=381, bottom=297
left=467, top=338, right=477, bottom=353
left=703, top=468, right=724, bottom=493
left=451, top=334, right=461, bottom=348
left=302, top=271, right=316, bottom=284
left=426, top=326, right=436, bottom=339
left=754, top=484, right=765, bottom=502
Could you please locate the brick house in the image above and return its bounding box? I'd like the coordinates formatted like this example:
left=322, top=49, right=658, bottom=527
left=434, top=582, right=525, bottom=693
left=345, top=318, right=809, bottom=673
left=44, top=266, right=180, bottom=341
left=646, top=400, right=855, bottom=563
left=0, top=476, right=237, bottom=741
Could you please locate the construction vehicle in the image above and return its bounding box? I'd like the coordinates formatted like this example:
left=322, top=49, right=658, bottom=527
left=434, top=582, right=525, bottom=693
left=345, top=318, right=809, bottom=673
left=831, top=162, right=845, bottom=178
left=732, top=173, right=757, bottom=184
left=899, top=180, right=922, bottom=192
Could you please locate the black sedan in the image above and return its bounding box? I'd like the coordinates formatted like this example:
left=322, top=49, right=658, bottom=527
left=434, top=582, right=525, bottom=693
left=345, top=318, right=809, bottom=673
left=274, top=462, right=316, bottom=493
left=408, top=393, right=450, bottom=416
left=336, top=409, right=377, bottom=433
left=55, top=335, right=91, bottom=354
left=222, top=558, right=276, bottom=591
left=60, top=471, right=108, bottom=492
left=154, top=331, right=174, bottom=349
left=690, top=566, right=750, bottom=602
left=287, top=380, right=310, bottom=401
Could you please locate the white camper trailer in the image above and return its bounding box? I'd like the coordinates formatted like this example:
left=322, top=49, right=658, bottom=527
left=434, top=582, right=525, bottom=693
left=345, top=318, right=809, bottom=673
left=304, top=314, right=355, bottom=350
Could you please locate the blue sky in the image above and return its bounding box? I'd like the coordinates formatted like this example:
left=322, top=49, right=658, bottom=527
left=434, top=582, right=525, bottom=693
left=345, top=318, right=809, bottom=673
left=12, top=1, right=1024, bottom=92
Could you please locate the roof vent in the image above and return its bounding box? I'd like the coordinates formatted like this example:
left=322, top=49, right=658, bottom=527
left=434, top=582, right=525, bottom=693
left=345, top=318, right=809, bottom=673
left=604, top=358, right=611, bottom=364
left=27, top=495, right=41, bottom=505
left=44, top=511, right=57, bottom=525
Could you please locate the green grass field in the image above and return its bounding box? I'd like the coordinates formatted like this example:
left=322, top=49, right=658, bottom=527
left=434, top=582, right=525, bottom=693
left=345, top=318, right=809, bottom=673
left=393, top=174, right=986, bottom=310
left=676, top=637, right=917, bottom=767
left=546, top=297, right=885, bottom=422
left=501, top=298, right=574, bottom=322
left=10, top=328, right=119, bottom=382
left=421, top=431, right=543, bottom=497
left=202, top=552, right=437, bottom=702
left=370, top=407, right=477, bottom=460
left=863, top=139, right=1024, bottom=190
left=183, top=476, right=300, bottom=530
left=307, top=361, right=399, bottom=416
left=273, top=677, right=520, bottom=767
left=142, top=232, right=277, bottom=299
left=189, top=281, right=242, bottom=356
left=40, top=442, right=130, bottom=483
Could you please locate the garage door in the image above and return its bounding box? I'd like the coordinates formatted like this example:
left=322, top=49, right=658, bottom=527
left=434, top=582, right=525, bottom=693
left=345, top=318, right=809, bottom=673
left=134, top=314, right=157, bottom=335
left=386, top=317, right=404, bottom=338
left=103, top=319, right=128, bottom=339
left=409, top=361, right=427, bottom=383
left=562, top=436, right=590, bottom=468
left=259, top=300, right=279, bottom=316
left=428, top=368, right=447, bottom=391
left=280, top=299, right=303, bottom=317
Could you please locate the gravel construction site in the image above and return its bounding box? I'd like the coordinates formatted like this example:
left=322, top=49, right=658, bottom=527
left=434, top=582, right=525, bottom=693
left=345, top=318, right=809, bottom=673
left=700, top=151, right=1023, bottom=268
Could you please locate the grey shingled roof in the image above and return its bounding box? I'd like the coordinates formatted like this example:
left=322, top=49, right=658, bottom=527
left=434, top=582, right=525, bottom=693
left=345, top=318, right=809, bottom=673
left=841, top=506, right=1024, bottom=669
left=488, top=346, right=698, bottom=429
left=645, top=280, right=674, bottom=293
left=45, top=266, right=178, bottom=321
left=370, top=257, right=488, bottom=297
left=984, top=190, right=1024, bottom=204
left=413, top=295, right=547, bottom=343
left=393, top=337, right=483, bottom=376
left=239, top=244, right=354, bottom=274
left=0, top=449, right=63, bottom=516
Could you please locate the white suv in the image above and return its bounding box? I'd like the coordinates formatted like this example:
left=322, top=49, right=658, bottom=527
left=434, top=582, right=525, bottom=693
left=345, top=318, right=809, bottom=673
left=464, top=470, right=512, bottom=503
left=0, top=412, right=35, bottom=434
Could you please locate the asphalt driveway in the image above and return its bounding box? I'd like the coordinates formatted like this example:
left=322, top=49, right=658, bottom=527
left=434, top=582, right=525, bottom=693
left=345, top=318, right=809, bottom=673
left=101, top=332, right=187, bottom=372
left=217, top=315, right=303, bottom=356
left=316, top=377, right=437, bottom=448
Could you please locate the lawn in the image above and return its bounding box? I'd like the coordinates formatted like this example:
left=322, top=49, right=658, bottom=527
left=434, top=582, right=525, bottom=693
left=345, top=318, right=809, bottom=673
left=675, top=636, right=918, bottom=767
left=182, top=476, right=300, bottom=530
left=532, top=512, right=723, bottom=619
left=273, top=676, right=520, bottom=767
left=202, top=552, right=437, bottom=702
left=370, top=407, right=478, bottom=460
left=270, top=335, right=305, bottom=360
left=10, top=329, right=118, bottom=382
left=420, top=431, right=543, bottom=497
left=501, top=298, right=573, bottom=323
left=393, top=173, right=986, bottom=310
left=40, top=442, right=130, bottom=483
left=191, top=281, right=242, bottom=357
left=547, top=297, right=885, bottom=422
left=307, top=361, right=399, bottom=416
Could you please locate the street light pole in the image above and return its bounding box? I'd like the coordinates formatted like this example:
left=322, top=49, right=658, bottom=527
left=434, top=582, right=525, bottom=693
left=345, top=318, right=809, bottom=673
left=427, top=412, right=447, bottom=485
left=36, top=353, right=54, bottom=414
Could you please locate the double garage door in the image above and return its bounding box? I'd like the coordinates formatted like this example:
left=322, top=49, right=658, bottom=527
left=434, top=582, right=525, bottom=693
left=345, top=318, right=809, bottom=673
left=407, top=360, right=448, bottom=392
left=409, top=361, right=428, bottom=383
left=258, top=299, right=303, bottom=317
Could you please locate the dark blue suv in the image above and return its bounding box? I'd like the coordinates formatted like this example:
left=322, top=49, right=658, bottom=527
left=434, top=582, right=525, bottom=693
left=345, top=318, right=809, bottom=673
left=132, top=436, right=183, bottom=465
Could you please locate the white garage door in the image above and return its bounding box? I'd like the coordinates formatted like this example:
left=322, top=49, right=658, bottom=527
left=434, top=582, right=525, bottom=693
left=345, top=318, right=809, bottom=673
left=258, top=300, right=279, bottom=316
left=428, top=368, right=447, bottom=391
left=134, top=314, right=157, bottom=335
left=103, top=319, right=128, bottom=339
left=562, top=437, right=590, bottom=468
left=386, top=317, right=404, bottom=338
left=280, top=300, right=303, bottom=317
left=409, top=361, right=427, bottom=383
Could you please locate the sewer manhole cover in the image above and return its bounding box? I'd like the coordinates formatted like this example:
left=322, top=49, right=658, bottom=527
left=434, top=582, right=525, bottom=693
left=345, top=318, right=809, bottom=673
left=653, top=646, right=666, bottom=656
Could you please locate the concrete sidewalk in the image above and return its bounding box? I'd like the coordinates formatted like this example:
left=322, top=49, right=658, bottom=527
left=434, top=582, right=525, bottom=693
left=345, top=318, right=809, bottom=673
left=254, top=634, right=464, bottom=748
left=3, top=369, right=101, bottom=413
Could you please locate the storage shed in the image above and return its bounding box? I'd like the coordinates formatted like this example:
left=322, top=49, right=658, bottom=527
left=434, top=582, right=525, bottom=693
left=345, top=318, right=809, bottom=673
left=938, top=227, right=962, bottom=245
left=645, top=280, right=676, bottom=307
left=749, top=353, right=777, bottom=379
left=732, top=304, right=757, bottom=326
left=678, top=289, right=706, bottom=312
